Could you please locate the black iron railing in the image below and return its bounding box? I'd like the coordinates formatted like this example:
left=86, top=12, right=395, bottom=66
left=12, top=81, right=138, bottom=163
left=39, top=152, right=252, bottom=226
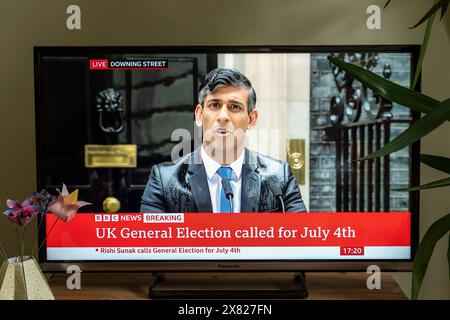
left=330, top=119, right=412, bottom=212
left=324, top=52, right=414, bottom=212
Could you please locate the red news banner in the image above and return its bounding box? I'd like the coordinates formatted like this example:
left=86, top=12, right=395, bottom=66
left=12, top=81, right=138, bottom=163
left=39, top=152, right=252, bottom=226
left=46, top=213, right=411, bottom=260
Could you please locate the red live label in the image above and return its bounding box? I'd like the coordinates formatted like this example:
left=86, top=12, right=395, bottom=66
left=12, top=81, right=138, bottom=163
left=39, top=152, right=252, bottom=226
left=340, top=246, right=365, bottom=256
left=90, top=59, right=108, bottom=70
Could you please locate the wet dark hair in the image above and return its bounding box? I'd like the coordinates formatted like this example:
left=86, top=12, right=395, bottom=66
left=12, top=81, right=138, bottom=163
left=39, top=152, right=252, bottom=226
left=198, top=68, right=257, bottom=113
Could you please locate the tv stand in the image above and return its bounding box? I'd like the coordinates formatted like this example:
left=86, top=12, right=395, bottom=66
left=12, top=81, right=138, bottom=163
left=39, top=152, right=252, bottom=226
left=148, top=272, right=308, bottom=299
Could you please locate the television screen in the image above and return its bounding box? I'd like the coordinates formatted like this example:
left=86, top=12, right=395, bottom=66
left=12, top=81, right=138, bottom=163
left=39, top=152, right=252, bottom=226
left=35, top=46, right=419, bottom=269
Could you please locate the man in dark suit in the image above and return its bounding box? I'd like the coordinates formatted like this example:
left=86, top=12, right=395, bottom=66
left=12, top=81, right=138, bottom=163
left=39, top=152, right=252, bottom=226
left=140, top=68, right=307, bottom=213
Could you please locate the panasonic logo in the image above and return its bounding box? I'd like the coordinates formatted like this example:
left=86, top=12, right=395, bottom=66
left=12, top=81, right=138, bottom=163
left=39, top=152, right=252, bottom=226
left=218, top=264, right=240, bottom=269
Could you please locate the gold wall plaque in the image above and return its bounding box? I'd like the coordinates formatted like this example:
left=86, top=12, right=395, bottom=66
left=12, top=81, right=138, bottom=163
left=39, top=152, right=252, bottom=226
left=85, top=144, right=137, bottom=168
left=287, top=139, right=305, bottom=185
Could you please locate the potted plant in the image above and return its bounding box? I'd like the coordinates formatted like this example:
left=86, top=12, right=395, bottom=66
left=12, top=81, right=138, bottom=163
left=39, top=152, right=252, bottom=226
left=0, top=184, right=90, bottom=300
left=328, top=0, right=449, bottom=300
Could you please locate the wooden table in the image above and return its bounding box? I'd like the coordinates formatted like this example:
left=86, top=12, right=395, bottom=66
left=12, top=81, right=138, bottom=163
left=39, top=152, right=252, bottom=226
left=47, top=272, right=407, bottom=300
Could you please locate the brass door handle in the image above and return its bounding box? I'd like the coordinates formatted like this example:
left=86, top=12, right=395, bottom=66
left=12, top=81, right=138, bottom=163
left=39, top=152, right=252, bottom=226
left=103, top=197, right=121, bottom=213
left=287, top=139, right=306, bottom=185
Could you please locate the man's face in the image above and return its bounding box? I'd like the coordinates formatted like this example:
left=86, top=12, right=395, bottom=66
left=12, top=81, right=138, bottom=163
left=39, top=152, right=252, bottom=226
left=195, top=85, right=258, bottom=162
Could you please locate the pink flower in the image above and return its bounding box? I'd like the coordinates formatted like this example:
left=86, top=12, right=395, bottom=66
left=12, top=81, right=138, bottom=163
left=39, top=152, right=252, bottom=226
left=47, top=184, right=91, bottom=222
left=3, top=198, right=40, bottom=227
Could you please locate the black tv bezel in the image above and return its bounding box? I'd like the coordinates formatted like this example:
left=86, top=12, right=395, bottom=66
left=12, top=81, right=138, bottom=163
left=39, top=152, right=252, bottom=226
left=34, top=45, right=420, bottom=272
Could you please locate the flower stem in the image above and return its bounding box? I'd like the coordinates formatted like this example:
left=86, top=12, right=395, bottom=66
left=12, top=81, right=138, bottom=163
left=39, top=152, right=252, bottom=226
left=0, top=241, right=7, bottom=261
left=22, top=226, right=26, bottom=260
left=31, top=214, right=44, bottom=258
left=16, top=226, right=28, bottom=297
left=36, top=218, right=59, bottom=254
left=15, top=226, right=22, bottom=262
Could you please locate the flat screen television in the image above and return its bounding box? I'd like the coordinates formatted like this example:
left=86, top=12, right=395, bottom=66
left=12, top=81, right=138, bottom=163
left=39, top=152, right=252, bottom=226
left=35, top=45, right=420, bottom=275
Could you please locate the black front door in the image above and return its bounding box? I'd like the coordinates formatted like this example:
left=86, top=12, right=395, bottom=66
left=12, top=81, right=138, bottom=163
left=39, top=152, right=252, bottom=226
left=36, top=52, right=205, bottom=212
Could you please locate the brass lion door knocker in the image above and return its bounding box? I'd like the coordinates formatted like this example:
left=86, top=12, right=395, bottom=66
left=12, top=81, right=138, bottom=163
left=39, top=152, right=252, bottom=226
left=96, top=88, right=125, bottom=134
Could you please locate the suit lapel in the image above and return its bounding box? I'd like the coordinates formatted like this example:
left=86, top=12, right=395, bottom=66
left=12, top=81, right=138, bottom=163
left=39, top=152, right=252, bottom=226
left=187, top=148, right=213, bottom=212
left=241, top=149, right=261, bottom=212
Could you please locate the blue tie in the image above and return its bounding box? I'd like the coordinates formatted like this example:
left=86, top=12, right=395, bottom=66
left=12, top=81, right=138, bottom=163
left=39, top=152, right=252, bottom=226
left=216, top=166, right=233, bottom=213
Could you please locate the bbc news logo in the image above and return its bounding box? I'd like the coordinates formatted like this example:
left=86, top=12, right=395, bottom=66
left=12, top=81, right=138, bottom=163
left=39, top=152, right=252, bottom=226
left=94, top=213, right=184, bottom=223
left=95, top=214, right=119, bottom=222
left=90, top=59, right=169, bottom=70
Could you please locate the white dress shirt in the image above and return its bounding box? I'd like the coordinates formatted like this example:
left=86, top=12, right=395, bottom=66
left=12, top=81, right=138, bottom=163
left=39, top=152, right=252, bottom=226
left=200, top=146, right=244, bottom=213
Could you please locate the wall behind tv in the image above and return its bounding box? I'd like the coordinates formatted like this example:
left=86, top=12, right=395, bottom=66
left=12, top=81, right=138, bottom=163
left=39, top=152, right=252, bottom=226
left=0, top=0, right=448, bottom=299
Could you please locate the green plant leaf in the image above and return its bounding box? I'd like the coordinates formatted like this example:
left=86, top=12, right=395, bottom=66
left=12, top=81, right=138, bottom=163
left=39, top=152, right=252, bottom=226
left=412, top=7, right=437, bottom=89
left=362, top=98, right=450, bottom=160
left=327, top=56, right=442, bottom=117
left=420, top=154, right=450, bottom=174
left=442, top=0, right=450, bottom=19
left=410, top=0, right=444, bottom=29
left=393, top=176, right=450, bottom=191
left=384, top=0, right=391, bottom=9
left=412, top=213, right=450, bottom=300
